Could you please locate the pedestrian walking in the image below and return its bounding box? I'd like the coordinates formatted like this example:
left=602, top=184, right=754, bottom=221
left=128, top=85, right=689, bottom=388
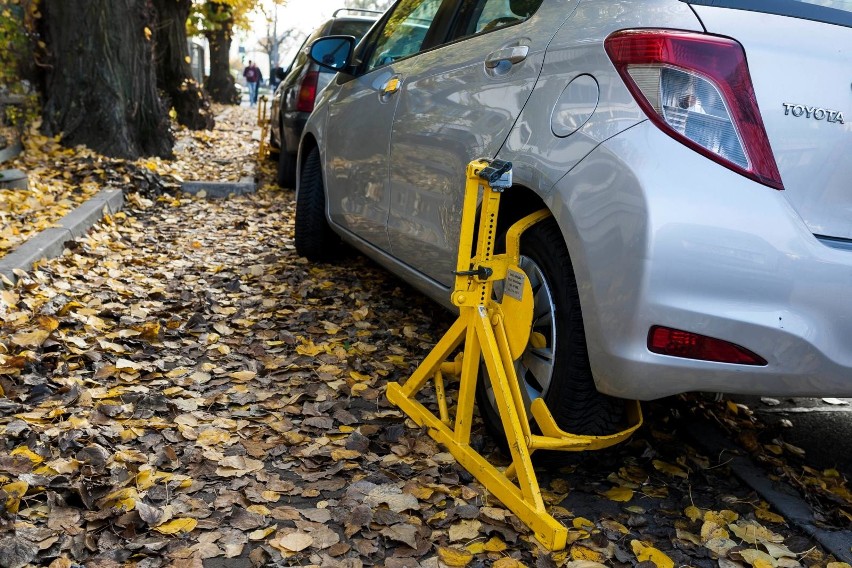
left=243, top=60, right=263, bottom=107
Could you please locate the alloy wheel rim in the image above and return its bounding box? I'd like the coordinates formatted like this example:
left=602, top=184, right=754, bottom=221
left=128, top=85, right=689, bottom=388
left=484, top=254, right=557, bottom=415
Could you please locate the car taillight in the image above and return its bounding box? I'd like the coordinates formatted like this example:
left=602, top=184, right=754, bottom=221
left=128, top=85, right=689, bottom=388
left=604, top=30, right=783, bottom=189
left=296, top=70, right=319, bottom=112
left=648, top=326, right=767, bottom=366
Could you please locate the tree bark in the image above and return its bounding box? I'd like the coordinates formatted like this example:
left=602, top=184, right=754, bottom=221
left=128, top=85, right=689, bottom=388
left=203, top=2, right=239, bottom=105
left=153, top=0, right=214, bottom=130
left=40, top=0, right=173, bottom=159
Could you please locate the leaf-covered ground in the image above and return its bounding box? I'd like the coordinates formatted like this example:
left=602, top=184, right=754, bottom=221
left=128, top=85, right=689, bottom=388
left=0, top=106, right=849, bottom=568
left=0, top=106, right=253, bottom=258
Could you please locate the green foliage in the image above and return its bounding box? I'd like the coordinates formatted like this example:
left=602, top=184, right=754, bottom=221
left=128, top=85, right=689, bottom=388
left=187, top=0, right=285, bottom=38
left=0, top=4, right=28, bottom=85
left=0, top=1, right=41, bottom=131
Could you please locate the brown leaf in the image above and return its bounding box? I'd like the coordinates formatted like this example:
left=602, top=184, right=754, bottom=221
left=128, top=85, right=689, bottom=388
left=380, top=523, right=419, bottom=548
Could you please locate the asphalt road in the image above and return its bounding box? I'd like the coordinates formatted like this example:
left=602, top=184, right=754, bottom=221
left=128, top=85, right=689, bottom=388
left=732, top=396, right=852, bottom=475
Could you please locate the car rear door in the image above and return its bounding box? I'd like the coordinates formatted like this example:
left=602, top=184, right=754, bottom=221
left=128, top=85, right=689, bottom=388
left=324, top=0, right=447, bottom=250
left=386, top=0, right=569, bottom=286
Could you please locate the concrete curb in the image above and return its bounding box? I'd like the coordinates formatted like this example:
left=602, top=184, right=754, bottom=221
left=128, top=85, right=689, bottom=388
left=685, top=422, right=852, bottom=563
left=0, top=188, right=123, bottom=286
left=181, top=176, right=257, bottom=198
left=0, top=140, right=23, bottom=164
left=0, top=168, right=28, bottom=189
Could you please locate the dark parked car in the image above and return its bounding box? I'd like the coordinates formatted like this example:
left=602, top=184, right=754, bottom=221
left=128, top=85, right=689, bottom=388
left=269, top=8, right=380, bottom=187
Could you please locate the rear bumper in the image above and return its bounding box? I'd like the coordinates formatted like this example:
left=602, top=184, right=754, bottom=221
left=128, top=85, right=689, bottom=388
left=553, top=121, right=852, bottom=400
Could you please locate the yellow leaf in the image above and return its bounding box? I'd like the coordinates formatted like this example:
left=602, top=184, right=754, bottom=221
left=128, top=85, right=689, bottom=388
left=261, top=491, right=280, bottom=502
left=764, top=444, right=783, bottom=455
left=136, top=469, right=154, bottom=490
left=154, top=518, right=197, bottom=534
left=755, top=508, right=785, bottom=524
left=195, top=428, right=231, bottom=446
left=600, top=520, right=629, bottom=535
left=349, top=371, right=372, bottom=382
left=68, top=415, right=89, bottom=429
left=437, top=546, right=473, bottom=567
left=571, top=545, right=605, bottom=562
left=143, top=26, right=152, bottom=40
left=652, top=459, right=688, bottom=478
left=132, top=321, right=160, bottom=342
left=738, top=549, right=777, bottom=568
left=296, top=340, right=326, bottom=356
left=11, top=329, right=50, bottom=347
left=229, top=370, right=256, bottom=381
left=115, top=358, right=142, bottom=370
left=102, top=487, right=138, bottom=511
left=184, top=55, right=191, bottom=64
left=730, top=521, right=784, bottom=544
left=700, top=519, right=729, bottom=542
left=572, top=517, right=595, bottom=530
left=483, top=536, right=507, bottom=552
left=492, top=558, right=526, bottom=568
left=11, top=446, right=43, bottom=464
left=249, top=525, right=277, bottom=540
left=685, top=505, right=703, bottom=522
left=330, top=448, right=361, bottom=461
left=2, top=480, right=28, bottom=513
left=36, top=315, right=59, bottom=331
left=827, top=563, right=852, bottom=568
left=631, top=540, right=674, bottom=568
left=603, top=486, right=634, bottom=502
left=271, top=531, right=313, bottom=552
left=247, top=504, right=270, bottom=515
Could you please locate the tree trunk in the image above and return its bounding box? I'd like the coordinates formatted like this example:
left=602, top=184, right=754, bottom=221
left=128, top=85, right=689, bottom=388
left=40, top=0, right=173, bottom=159
left=153, top=0, right=214, bottom=130
left=203, top=3, right=239, bottom=105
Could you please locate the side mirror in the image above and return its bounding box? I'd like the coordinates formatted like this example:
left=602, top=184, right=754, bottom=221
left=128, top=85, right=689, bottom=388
left=309, top=36, right=355, bottom=72
left=274, top=66, right=286, bottom=80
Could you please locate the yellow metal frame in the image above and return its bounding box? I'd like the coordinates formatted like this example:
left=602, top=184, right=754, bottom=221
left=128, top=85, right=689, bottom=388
left=257, top=95, right=271, bottom=161
left=386, top=159, right=643, bottom=551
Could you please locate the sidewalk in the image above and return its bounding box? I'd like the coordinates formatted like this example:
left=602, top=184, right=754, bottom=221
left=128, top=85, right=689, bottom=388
left=0, top=105, right=260, bottom=283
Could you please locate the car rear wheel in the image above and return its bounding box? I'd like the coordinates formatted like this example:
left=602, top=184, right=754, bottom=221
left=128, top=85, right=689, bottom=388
left=294, top=147, right=341, bottom=260
left=475, top=217, right=625, bottom=444
left=277, top=151, right=297, bottom=188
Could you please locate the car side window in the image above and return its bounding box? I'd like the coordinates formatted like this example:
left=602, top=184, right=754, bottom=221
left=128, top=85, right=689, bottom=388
left=364, top=0, right=444, bottom=72
left=452, top=0, right=543, bottom=39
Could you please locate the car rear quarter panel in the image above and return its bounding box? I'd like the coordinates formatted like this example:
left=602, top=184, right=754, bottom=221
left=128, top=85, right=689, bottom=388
left=501, top=0, right=704, bottom=196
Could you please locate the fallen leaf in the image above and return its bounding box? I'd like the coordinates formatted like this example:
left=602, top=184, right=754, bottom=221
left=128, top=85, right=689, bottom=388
left=603, top=486, right=633, bottom=502
left=631, top=540, right=674, bottom=568
left=154, top=518, right=197, bottom=534
left=437, top=546, right=473, bottom=567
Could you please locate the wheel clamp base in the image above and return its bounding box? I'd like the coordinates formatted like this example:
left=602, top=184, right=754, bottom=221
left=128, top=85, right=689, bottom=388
left=386, top=159, right=642, bottom=551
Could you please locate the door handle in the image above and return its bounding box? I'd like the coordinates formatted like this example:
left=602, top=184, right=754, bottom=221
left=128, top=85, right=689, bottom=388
left=484, top=45, right=529, bottom=69
left=382, top=76, right=402, bottom=95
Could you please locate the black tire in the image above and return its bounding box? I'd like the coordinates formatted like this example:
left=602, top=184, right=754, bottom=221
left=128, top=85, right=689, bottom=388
left=476, top=217, right=625, bottom=443
left=294, top=147, right=341, bottom=261
left=277, top=150, right=297, bottom=188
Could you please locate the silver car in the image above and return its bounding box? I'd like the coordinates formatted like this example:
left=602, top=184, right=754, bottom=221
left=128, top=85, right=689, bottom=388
left=294, top=0, right=852, bottom=438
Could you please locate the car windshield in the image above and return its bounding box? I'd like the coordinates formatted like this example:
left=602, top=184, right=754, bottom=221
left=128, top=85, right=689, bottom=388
left=687, top=0, right=852, bottom=27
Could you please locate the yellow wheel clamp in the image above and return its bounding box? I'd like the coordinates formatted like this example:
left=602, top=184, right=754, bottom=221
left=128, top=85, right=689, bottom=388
left=257, top=95, right=271, bottom=161
left=386, top=158, right=643, bottom=551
